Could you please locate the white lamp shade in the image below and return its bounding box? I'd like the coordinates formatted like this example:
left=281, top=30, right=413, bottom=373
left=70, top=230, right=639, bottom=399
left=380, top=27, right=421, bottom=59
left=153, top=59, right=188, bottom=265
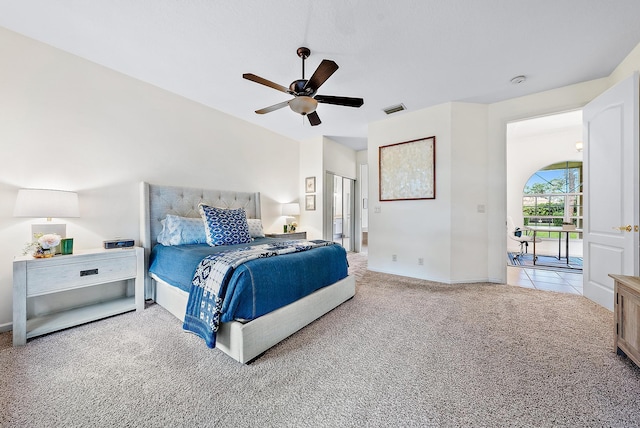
left=282, top=203, right=300, bottom=216
left=14, top=189, right=80, bottom=218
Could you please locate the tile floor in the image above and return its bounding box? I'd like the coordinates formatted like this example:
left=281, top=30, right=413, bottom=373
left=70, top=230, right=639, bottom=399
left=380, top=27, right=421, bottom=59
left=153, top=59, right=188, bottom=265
left=507, top=237, right=583, bottom=295
left=507, top=265, right=583, bottom=295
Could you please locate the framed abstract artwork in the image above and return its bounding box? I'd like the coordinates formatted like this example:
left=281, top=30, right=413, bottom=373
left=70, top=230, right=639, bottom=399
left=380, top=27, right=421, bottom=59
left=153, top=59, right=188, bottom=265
left=379, top=136, right=436, bottom=201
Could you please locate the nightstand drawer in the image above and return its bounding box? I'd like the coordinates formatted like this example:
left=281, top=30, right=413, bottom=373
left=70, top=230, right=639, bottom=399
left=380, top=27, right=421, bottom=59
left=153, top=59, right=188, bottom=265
left=27, top=256, right=137, bottom=296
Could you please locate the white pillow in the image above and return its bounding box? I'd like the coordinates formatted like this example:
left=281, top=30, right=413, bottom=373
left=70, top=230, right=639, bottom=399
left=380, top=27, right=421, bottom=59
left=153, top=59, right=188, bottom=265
left=157, top=215, right=207, bottom=246
left=247, top=218, right=265, bottom=238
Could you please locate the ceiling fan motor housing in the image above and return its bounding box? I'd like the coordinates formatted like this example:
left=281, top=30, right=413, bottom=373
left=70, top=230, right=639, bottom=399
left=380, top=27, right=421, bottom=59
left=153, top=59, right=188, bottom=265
left=289, top=79, right=314, bottom=96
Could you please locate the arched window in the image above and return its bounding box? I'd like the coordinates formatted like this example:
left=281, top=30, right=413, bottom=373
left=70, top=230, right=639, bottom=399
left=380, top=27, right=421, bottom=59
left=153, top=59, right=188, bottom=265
left=522, top=161, right=583, bottom=231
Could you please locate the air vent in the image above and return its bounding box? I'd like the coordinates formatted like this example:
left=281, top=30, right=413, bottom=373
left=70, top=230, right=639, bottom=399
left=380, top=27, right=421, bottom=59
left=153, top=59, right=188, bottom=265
left=383, top=103, right=406, bottom=115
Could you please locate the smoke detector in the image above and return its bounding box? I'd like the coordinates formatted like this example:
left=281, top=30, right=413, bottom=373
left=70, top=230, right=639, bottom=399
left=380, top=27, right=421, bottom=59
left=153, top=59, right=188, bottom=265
left=511, top=75, right=526, bottom=85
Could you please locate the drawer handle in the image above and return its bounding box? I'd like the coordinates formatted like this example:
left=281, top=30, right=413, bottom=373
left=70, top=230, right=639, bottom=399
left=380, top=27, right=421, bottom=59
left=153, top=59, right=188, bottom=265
left=80, top=269, right=99, bottom=277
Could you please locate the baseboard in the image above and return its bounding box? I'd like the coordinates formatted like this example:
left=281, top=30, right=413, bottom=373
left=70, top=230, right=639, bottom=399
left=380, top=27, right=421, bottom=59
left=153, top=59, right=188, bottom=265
left=448, top=278, right=493, bottom=284
left=367, top=267, right=491, bottom=285
left=0, top=321, right=12, bottom=333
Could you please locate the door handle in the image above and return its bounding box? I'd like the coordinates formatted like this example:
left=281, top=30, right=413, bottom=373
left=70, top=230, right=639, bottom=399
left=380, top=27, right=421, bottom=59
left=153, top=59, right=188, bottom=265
left=614, top=225, right=633, bottom=232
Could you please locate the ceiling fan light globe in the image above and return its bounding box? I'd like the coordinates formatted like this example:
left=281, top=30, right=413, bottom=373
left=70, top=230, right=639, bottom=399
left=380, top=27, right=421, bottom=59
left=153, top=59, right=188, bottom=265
left=289, top=96, right=317, bottom=115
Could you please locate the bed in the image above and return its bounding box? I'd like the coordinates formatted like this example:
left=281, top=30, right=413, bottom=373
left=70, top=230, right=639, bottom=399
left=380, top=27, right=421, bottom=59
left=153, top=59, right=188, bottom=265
left=140, top=182, right=355, bottom=363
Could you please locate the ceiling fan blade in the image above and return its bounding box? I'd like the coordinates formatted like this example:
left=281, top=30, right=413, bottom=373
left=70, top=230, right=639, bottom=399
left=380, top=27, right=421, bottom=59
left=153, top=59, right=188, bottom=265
left=307, top=111, right=321, bottom=126
left=243, top=73, right=290, bottom=94
left=255, top=100, right=291, bottom=114
left=304, top=60, right=339, bottom=92
left=315, top=95, right=364, bottom=108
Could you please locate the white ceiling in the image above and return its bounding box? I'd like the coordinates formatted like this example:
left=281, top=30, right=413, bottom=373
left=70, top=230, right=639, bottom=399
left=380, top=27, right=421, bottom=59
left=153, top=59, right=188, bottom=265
left=2, top=1, right=640, bottom=151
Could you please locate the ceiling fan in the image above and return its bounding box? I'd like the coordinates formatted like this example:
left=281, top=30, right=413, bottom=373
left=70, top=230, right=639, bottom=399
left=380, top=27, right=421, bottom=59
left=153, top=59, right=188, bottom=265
left=243, top=47, right=364, bottom=126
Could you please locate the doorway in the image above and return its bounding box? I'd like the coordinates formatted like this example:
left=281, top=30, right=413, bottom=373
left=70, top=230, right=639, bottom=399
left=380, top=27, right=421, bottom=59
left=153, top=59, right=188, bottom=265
left=324, top=172, right=355, bottom=251
left=505, top=110, right=584, bottom=294
left=360, top=163, right=368, bottom=253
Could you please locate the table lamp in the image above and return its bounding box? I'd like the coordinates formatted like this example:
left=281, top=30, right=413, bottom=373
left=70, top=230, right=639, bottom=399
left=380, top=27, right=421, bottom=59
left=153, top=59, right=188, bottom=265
left=14, top=188, right=80, bottom=253
left=281, top=202, right=300, bottom=232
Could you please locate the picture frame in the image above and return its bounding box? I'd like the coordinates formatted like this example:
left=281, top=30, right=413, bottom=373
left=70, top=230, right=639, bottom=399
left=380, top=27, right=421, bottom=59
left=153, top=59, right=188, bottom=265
left=379, top=136, right=436, bottom=201
left=305, top=176, right=316, bottom=193
left=305, top=194, right=316, bottom=211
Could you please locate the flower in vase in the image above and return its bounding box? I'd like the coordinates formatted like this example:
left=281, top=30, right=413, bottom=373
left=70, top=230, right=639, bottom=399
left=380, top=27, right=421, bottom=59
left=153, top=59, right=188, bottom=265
left=23, top=233, right=61, bottom=257
left=290, top=222, right=298, bottom=232
left=38, top=233, right=61, bottom=249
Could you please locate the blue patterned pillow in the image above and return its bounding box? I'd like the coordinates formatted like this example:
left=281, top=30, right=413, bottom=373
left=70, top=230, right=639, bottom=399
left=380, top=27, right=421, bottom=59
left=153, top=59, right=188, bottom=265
left=157, top=215, right=207, bottom=246
left=199, top=204, right=252, bottom=246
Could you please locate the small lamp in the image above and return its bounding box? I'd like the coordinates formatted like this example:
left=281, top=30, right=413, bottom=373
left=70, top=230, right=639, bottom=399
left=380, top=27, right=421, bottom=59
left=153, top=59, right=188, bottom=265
left=282, top=203, right=300, bottom=218
left=14, top=189, right=80, bottom=253
left=281, top=202, right=300, bottom=232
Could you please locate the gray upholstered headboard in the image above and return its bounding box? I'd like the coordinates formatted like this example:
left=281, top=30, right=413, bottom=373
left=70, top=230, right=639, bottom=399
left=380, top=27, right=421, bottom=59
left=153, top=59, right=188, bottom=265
left=140, top=182, right=261, bottom=249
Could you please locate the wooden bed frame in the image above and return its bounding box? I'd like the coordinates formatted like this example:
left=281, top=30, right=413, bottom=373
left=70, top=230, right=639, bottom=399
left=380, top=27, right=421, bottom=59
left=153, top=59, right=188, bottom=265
left=140, top=182, right=355, bottom=363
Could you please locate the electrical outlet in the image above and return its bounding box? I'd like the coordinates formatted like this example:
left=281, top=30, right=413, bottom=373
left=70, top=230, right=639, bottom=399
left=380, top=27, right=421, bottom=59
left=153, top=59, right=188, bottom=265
left=392, top=254, right=397, bottom=262
left=374, top=206, right=381, bottom=213
left=418, top=258, right=424, bottom=265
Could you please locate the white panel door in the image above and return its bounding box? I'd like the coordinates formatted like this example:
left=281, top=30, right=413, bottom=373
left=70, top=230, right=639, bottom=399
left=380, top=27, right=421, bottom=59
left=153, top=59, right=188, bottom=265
left=583, top=72, right=639, bottom=310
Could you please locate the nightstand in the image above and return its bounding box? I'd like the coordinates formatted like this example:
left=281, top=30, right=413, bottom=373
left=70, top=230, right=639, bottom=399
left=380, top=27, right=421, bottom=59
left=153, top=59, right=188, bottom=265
left=610, top=274, right=640, bottom=368
left=266, top=231, right=307, bottom=240
left=13, top=247, right=144, bottom=346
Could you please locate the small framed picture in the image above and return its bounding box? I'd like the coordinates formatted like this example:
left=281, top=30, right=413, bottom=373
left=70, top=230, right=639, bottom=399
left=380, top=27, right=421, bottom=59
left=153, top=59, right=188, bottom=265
left=305, top=176, right=316, bottom=193
left=305, top=194, right=316, bottom=211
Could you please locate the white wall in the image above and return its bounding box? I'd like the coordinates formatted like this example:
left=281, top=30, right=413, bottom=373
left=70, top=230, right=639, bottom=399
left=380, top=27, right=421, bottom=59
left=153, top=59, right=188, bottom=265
left=299, top=136, right=324, bottom=239
left=368, top=102, right=490, bottom=283
left=449, top=103, right=489, bottom=282
left=368, top=103, right=455, bottom=282
left=356, top=150, right=368, bottom=253
left=0, top=28, right=301, bottom=328
left=323, top=137, right=357, bottom=180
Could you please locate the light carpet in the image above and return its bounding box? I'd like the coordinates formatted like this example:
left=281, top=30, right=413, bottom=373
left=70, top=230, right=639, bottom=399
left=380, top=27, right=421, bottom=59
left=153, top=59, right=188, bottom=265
left=1, top=252, right=639, bottom=427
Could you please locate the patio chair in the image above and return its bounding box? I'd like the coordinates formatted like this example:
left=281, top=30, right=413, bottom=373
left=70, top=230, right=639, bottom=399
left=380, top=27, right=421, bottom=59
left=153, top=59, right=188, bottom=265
left=507, top=216, right=540, bottom=259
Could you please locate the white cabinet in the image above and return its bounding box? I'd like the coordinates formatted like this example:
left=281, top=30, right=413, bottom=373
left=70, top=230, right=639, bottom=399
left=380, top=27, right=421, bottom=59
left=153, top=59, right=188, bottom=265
left=13, top=247, right=144, bottom=345
left=611, top=274, right=640, bottom=368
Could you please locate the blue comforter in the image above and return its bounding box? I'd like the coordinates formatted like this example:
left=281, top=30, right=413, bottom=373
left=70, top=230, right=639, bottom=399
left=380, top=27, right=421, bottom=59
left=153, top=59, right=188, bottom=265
left=148, top=238, right=349, bottom=346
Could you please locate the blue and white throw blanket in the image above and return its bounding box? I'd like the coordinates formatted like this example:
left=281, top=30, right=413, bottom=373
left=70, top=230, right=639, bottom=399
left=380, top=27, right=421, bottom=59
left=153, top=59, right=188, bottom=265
left=183, top=239, right=334, bottom=348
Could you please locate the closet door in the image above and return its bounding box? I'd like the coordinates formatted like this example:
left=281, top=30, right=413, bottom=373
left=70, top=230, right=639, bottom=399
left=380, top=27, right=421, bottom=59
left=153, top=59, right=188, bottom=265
left=323, top=172, right=355, bottom=251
